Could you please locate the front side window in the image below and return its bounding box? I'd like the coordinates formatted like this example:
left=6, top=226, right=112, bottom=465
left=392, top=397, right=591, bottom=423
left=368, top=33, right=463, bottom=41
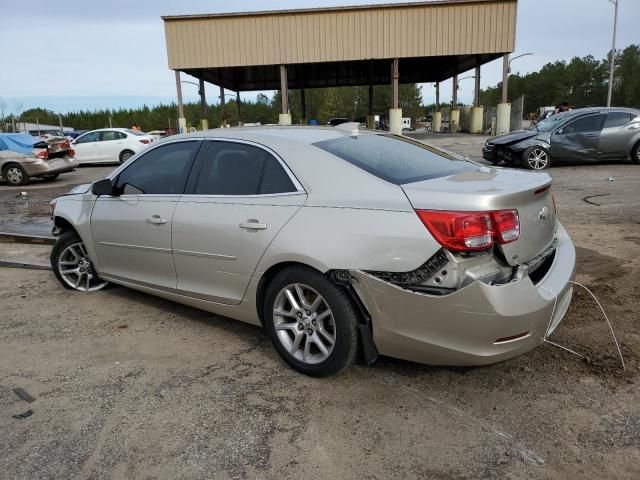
left=604, top=112, right=633, bottom=129
left=562, top=115, right=605, bottom=134
left=115, top=141, right=199, bottom=194
left=313, top=134, right=473, bottom=185
left=75, top=132, right=100, bottom=144
left=194, top=141, right=296, bottom=195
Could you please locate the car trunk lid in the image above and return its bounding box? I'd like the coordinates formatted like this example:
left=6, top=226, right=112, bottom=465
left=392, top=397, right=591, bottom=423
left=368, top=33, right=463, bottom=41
left=401, top=166, right=556, bottom=266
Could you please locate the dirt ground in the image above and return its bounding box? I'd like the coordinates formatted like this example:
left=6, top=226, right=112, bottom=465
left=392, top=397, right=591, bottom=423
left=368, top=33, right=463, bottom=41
left=1, top=135, right=639, bottom=479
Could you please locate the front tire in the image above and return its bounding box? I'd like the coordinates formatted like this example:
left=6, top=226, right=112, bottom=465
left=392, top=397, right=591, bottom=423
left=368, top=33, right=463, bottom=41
left=264, top=267, right=359, bottom=377
left=631, top=141, right=640, bottom=165
left=3, top=164, right=30, bottom=186
left=51, top=230, right=109, bottom=292
left=523, top=146, right=551, bottom=170
left=119, top=149, right=135, bottom=163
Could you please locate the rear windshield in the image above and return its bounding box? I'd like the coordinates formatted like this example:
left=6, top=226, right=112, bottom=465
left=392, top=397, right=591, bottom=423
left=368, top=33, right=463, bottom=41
left=313, top=134, right=473, bottom=184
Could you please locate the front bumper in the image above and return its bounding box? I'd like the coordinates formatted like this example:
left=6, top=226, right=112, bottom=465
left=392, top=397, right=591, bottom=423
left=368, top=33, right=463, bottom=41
left=482, top=145, right=497, bottom=161
left=23, top=157, right=79, bottom=177
left=351, top=222, right=576, bottom=366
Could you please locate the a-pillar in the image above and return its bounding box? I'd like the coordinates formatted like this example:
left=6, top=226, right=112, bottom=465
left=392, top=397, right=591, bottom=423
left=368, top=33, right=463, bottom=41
left=219, top=86, right=227, bottom=128
left=199, top=79, right=208, bottom=130
left=470, top=62, right=483, bottom=133
left=497, top=53, right=511, bottom=135
left=279, top=65, right=292, bottom=125
left=174, top=71, right=187, bottom=133
left=299, top=88, right=307, bottom=125
left=433, top=82, right=441, bottom=132
left=366, top=83, right=375, bottom=129
left=450, top=74, right=460, bottom=133
left=389, top=58, right=402, bottom=135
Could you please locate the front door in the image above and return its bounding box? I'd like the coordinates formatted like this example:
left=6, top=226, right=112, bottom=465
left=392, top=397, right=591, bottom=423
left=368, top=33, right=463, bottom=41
left=550, top=113, right=605, bottom=161
left=91, top=140, right=201, bottom=289
left=72, top=131, right=101, bottom=163
left=172, top=140, right=306, bottom=304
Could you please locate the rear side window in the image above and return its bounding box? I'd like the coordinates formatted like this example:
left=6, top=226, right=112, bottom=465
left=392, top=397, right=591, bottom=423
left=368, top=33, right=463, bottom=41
left=194, top=141, right=296, bottom=195
left=313, top=134, right=473, bottom=185
left=604, top=112, right=633, bottom=128
left=116, top=141, right=199, bottom=194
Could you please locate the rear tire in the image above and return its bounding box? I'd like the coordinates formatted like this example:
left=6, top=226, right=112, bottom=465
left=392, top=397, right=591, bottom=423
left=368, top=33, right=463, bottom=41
left=263, top=266, right=359, bottom=377
left=631, top=141, right=640, bottom=165
left=119, top=150, right=135, bottom=163
left=3, top=163, right=30, bottom=186
left=523, top=146, right=551, bottom=170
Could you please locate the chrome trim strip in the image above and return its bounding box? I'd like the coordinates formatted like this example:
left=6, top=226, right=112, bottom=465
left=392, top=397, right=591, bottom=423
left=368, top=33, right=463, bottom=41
left=98, top=241, right=171, bottom=253
left=173, top=249, right=237, bottom=260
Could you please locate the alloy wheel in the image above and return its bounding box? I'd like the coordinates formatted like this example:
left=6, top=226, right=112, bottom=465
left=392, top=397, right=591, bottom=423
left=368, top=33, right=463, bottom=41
left=527, top=149, right=549, bottom=170
left=272, top=283, right=336, bottom=364
left=121, top=151, right=133, bottom=162
left=57, top=241, right=108, bottom=292
left=6, top=167, right=23, bottom=184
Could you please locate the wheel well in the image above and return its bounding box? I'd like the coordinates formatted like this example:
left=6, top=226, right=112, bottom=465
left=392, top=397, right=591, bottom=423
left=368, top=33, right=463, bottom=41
left=2, top=162, right=21, bottom=174
left=53, top=216, right=77, bottom=236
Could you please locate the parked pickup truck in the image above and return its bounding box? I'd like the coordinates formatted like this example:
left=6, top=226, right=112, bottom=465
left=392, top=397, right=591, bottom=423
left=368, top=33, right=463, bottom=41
left=0, top=133, right=79, bottom=186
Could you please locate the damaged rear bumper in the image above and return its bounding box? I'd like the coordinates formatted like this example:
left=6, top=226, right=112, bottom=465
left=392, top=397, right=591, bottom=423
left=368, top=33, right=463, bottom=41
left=350, top=222, right=576, bottom=366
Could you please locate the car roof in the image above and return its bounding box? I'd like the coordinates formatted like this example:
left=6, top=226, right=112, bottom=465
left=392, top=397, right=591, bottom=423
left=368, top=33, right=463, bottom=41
left=563, top=106, right=640, bottom=118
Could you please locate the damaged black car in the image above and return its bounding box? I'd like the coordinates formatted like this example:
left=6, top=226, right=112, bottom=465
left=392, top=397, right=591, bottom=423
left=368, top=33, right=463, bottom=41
left=482, top=107, right=640, bottom=170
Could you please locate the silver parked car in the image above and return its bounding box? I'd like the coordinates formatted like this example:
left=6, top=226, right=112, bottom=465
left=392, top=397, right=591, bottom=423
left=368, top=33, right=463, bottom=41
left=50, top=127, right=576, bottom=376
left=483, top=107, right=640, bottom=169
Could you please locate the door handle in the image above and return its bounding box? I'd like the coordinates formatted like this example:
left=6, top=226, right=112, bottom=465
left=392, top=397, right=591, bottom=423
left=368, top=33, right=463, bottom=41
left=239, top=220, right=267, bottom=230
left=147, top=215, right=167, bottom=225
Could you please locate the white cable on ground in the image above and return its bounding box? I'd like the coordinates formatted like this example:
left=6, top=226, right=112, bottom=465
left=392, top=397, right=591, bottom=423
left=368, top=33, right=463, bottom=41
left=568, top=280, right=626, bottom=371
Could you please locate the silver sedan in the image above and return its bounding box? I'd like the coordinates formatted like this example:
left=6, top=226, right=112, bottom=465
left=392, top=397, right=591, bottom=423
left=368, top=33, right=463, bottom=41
left=49, top=126, right=576, bottom=376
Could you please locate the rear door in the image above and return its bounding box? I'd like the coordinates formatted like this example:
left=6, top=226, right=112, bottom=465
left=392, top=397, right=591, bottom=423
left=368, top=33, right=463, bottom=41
left=172, top=140, right=306, bottom=304
left=550, top=113, right=606, bottom=161
left=91, top=140, right=201, bottom=289
left=98, top=130, right=127, bottom=162
left=599, top=111, right=636, bottom=159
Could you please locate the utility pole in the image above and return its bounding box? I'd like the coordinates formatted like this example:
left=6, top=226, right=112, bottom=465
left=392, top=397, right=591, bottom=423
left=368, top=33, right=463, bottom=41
left=606, top=0, right=619, bottom=107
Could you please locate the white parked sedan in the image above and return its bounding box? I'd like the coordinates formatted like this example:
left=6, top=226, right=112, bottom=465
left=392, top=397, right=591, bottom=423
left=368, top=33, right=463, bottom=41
left=72, top=128, right=154, bottom=165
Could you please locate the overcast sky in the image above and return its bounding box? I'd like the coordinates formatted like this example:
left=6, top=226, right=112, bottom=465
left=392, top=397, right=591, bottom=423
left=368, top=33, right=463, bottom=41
left=1, top=0, right=638, bottom=114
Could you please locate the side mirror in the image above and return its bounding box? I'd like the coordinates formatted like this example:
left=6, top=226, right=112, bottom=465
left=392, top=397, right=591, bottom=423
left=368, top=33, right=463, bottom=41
left=92, top=178, right=117, bottom=196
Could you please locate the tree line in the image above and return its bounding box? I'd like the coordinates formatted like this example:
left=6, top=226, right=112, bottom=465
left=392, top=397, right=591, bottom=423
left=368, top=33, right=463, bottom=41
left=1, top=44, right=638, bottom=133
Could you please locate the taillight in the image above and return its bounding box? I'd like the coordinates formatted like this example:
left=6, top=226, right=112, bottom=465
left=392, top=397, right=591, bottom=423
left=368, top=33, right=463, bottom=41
left=139, top=139, right=150, bottom=144
left=416, top=210, right=493, bottom=252
left=68, top=149, right=75, bottom=157
left=36, top=150, right=48, bottom=159
left=492, top=209, right=520, bottom=244
left=415, top=209, right=520, bottom=252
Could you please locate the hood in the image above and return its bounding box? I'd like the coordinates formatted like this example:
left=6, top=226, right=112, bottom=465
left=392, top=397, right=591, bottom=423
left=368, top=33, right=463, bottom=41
left=488, top=129, right=538, bottom=146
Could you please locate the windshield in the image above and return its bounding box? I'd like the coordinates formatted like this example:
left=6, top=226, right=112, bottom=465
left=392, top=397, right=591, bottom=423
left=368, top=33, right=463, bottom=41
left=531, top=112, right=571, bottom=132
left=313, top=134, right=473, bottom=185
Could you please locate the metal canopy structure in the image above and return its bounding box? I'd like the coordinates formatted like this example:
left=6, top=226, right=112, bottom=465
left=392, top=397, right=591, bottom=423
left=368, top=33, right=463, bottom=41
left=163, top=0, right=517, bottom=132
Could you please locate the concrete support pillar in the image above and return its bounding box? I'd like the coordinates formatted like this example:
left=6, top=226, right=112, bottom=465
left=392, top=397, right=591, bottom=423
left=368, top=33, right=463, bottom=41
left=219, top=86, right=227, bottom=127
left=435, top=82, right=440, bottom=110
left=474, top=63, right=481, bottom=107
left=199, top=79, right=208, bottom=131
left=279, top=65, right=291, bottom=125
left=366, top=115, right=376, bottom=130
left=175, top=71, right=186, bottom=133
left=389, top=58, right=401, bottom=134
left=497, top=103, right=511, bottom=135
left=450, top=109, right=460, bottom=133
left=452, top=74, right=458, bottom=108
left=236, top=91, right=242, bottom=126
left=470, top=106, right=483, bottom=134
left=433, top=111, right=442, bottom=133
left=299, top=88, right=307, bottom=125
left=502, top=54, right=509, bottom=104
left=389, top=108, right=402, bottom=135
